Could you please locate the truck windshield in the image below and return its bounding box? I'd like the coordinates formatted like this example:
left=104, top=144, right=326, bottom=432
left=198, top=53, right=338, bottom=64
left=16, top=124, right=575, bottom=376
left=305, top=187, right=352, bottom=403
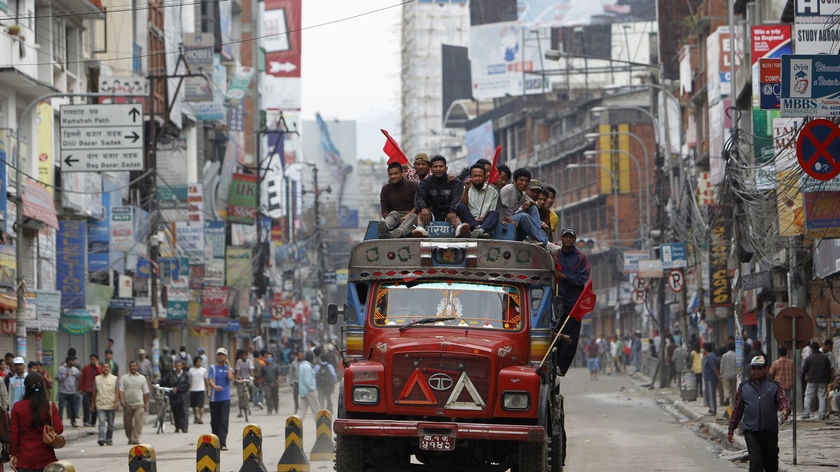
left=372, top=281, right=523, bottom=330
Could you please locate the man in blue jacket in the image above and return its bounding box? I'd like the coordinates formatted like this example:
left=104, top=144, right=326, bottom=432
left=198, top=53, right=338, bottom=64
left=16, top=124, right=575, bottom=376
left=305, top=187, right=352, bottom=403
left=728, top=356, right=791, bottom=472
left=553, top=228, right=590, bottom=375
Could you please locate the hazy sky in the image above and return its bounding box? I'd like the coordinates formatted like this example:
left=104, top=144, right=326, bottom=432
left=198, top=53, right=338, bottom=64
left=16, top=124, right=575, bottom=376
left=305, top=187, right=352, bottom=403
left=301, top=1, right=402, bottom=160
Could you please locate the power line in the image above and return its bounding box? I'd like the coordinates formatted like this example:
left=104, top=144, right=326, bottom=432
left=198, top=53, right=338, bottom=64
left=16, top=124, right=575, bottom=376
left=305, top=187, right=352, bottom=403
left=7, top=0, right=413, bottom=69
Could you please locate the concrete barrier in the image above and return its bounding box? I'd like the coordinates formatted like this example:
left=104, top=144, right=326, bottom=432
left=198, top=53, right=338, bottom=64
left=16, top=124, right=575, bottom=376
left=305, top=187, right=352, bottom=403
left=128, top=443, right=156, bottom=472
left=277, top=415, right=308, bottom=472
left=196, top=433, right=220, bottom=472
left=309, top=410, right=335, bottom=461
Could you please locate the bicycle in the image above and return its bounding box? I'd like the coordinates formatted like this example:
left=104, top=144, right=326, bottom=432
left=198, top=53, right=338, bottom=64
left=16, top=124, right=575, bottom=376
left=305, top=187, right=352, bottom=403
left=236, top=377, right=253, bottom=422
left=152, top=384, right=174, bottom=434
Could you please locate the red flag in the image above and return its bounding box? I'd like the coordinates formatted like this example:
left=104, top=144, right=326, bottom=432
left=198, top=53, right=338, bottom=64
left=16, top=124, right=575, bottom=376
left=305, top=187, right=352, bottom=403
left=567, top=280, right=596, bottom=321
left=381, top=129, right=408, bottom=166
left=488, top=145, right=502, bottom=184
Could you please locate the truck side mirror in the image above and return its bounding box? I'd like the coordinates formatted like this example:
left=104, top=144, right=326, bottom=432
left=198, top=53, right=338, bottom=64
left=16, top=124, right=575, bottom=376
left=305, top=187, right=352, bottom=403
left=327, top=303, right=341, bottom=324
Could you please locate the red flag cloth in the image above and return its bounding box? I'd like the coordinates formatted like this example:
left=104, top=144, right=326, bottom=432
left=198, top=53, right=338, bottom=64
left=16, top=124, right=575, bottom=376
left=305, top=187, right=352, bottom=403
left=567, top=280, right=596, bottom=321
left=488, top=145, right=502, bottom=184
left=381, top=129, right=408, bottom=166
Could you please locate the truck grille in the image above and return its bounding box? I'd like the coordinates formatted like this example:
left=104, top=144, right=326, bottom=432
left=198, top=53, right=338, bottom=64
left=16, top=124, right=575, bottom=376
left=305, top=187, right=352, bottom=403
left=391, top=354, right=491, bottom=411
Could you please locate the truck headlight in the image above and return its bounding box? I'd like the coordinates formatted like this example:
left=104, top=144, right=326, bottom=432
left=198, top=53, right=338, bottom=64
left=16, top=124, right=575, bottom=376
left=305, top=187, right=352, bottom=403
left=501, top=392, right=530, bottom=410
left=352, top=386, right=379, bottom=404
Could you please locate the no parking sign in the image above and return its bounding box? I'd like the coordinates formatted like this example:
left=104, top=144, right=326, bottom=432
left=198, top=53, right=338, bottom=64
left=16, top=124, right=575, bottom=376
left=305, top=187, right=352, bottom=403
left=797, top=119, right=840, bottom=181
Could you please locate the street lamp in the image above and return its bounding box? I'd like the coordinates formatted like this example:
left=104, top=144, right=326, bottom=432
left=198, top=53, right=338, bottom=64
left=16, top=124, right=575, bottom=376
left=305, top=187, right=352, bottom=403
left=584, top=149, right=648, bottom=250
left=566, top=163, right=619, bottom=243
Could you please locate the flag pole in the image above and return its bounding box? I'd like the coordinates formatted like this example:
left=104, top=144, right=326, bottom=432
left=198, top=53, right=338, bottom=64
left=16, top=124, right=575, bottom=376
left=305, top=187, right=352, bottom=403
left=538, top=316, right=573, bottom=370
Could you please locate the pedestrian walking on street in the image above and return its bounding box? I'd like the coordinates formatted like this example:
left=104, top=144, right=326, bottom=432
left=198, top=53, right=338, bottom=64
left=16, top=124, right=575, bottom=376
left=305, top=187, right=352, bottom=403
left=728, top=356, right=791, bottom=472
left=298, top=351, right=321, bottom=422
left=702, top=342, right=720, bottom=416
left=690, top=342, right=703, bottom=399
left=584, top=338, right=600, bottom=380
left=7, top=357, right=27, bottom=412
left=801, top=341, right=832, bottom=420
left=314, top=353, right=337, bottom=413
left=768, top=346, right=793, bottom=401
left=259, top=353, right=282, bottom=415
left=720, top=343, right=738, bottom=406
left=118, top=360, right=150, bottom=445
left=92, top=362, right=117, bottom=446
left=290, top=351, right=303, bottom=414
left=56, top=356, right=81, bottom=427
left=163, top=359, right=190, bottom=433
left=208, top=348, right=234, bottom=451
left=9, top=373, right=62, bottom=472
left=630, top=332, right=642, bottom=373
left=188, top=357, right=207, bottom=424
left=79, top=354, right=101, bottom=427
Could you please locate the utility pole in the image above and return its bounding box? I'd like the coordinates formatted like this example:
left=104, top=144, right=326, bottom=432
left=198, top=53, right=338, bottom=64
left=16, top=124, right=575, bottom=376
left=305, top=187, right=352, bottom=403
left=253, top=114, right=295, bottom=342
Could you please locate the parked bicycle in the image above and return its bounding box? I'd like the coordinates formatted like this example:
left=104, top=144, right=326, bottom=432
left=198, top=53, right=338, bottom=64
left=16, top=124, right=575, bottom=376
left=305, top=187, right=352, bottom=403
left=236, top=377, right=253, bottom=422
left=152, top=384, right=174, bottom=434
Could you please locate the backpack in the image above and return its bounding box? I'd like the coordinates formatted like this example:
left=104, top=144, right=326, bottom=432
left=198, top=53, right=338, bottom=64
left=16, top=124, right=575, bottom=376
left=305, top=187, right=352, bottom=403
left=316, top=363, right=334, bottom=393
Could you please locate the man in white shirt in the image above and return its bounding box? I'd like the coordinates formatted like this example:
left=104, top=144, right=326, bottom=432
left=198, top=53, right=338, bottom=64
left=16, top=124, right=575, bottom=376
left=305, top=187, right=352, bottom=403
left=92, top=362, right=117, bottom=446
left=456, top=163, right=499, bottom=238
left=188, top=357, right=208, bottom=424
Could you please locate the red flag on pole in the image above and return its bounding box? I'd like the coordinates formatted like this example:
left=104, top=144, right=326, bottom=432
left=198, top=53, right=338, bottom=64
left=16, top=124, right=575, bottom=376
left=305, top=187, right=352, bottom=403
left=567, top=280, right=596, bottom=321
left=488, top=145, right=502, bottom=184
left=381, top=129, right=408, bottom=166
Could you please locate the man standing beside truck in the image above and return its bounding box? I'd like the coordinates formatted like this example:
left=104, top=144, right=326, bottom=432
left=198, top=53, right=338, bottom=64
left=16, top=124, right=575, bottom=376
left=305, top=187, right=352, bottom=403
left=554, top=227, right=590, bottom=376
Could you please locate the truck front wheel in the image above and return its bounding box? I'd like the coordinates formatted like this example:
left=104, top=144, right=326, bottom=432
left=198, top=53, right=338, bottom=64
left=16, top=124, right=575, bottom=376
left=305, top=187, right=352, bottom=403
left=335, top=434, right=365, bottom=472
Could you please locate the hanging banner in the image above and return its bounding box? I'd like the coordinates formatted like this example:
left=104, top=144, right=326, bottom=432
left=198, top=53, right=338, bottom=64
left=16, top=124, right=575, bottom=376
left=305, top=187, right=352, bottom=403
left=708, top=205, right=732, bottom=307
left=201, top=286, right=229, bottom=318
left=226, top=173, right=257, bottom=224
left=58, top=220, right=86, bottom=309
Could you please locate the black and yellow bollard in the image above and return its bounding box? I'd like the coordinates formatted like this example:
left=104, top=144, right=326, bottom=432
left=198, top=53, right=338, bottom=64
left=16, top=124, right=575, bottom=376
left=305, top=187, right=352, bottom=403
left=309, top=410, right=335, bottom=462
left=240, top=423, right=268, bottom=472
left=196, top=433, right=221, bottom=472
left=44, top=461, right=75, bottom=472
left=277, top=415, right=309, bottom=472
left=128, top=444, right=157, bottom=472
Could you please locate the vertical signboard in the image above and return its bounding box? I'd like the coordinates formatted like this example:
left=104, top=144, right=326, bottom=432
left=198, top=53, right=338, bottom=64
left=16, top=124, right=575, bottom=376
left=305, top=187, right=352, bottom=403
left=261, top=0, right=302, bottom=110
left=183, top=33, right=214, bottom=102
left=751, top=24, right=791, bottom=181
left=58, top=220, right=86, bottom=309
left=708, top=205, right=732, bottom=307
left=774, top=117, right=805, bottom=236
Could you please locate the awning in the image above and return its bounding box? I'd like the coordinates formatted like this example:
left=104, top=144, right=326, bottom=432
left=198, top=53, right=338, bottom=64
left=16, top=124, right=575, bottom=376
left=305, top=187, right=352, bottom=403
left=0, top=69, right=60, bottom=97
left=23, top=179, right=59, bottom=229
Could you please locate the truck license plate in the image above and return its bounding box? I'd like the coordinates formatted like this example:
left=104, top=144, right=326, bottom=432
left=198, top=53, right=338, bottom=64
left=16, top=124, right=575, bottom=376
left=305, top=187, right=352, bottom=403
left=419, top=434, right=454, bottom=451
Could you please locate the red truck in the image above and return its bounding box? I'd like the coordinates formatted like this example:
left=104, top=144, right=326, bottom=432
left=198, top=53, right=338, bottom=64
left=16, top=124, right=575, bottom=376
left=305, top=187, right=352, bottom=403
left=327, top=238, right=569, bottom=471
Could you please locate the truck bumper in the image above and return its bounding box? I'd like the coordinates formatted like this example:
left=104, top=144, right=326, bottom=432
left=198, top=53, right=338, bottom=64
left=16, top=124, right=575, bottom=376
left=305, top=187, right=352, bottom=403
left=334, top=419, right=545, bottom=443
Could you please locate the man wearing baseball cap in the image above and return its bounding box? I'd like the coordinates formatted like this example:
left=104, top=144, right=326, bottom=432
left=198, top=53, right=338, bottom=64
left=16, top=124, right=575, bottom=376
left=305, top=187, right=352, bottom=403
left=553, top=227, right=590, bottom=376
left=8, top=356, right=27, bottom=410
left=207, top=347, right=234, bottom=450
left=728, top=355, right=791, bottom=471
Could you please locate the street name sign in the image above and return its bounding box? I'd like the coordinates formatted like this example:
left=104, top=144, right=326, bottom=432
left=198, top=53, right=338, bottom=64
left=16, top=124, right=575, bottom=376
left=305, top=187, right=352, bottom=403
left=60, top=104, right=144, bottom=172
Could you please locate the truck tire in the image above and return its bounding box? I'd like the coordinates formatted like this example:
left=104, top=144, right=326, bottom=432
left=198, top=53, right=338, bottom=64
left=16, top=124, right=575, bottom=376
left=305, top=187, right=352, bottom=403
left=335, top=434, right=365, bottom=472
left=549, top=431, right=564, bottom=472
left=517, top=440, right=547, bottom=472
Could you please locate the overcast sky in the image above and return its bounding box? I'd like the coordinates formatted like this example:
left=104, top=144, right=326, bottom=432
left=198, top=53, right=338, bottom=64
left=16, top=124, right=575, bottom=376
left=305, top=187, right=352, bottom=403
left=301, top=1, right=402, bottom=160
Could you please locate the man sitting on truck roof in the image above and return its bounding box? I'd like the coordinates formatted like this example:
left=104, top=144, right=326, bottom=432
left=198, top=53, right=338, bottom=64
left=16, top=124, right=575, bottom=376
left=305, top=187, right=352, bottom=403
left=455, top=163, right=498, bottom=239
left=412, top=155, right=470, bottom=237
left=498, top=168, right=548, bottom=244
left=378, top=162, right=418, bottom=238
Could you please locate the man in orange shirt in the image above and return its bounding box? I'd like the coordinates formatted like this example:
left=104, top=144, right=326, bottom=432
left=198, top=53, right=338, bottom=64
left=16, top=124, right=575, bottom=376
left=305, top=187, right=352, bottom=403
left=768, top=346, right=794, bottom=401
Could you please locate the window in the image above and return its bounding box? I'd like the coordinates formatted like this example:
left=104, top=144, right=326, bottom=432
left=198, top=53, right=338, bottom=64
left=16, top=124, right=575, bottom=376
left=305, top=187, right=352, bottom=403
left=52, top=17, right=66, bottom=67
left=372, top=281, right=523, bottom=331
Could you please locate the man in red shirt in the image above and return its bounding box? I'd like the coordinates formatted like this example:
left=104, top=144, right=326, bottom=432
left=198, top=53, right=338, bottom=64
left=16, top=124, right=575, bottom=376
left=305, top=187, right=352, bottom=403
left=80, top=354, right=102, bottom=427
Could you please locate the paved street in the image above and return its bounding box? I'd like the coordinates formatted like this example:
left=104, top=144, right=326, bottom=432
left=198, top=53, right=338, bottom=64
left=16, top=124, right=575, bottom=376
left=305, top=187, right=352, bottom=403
left=49, top=366, right=764, bottom=472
